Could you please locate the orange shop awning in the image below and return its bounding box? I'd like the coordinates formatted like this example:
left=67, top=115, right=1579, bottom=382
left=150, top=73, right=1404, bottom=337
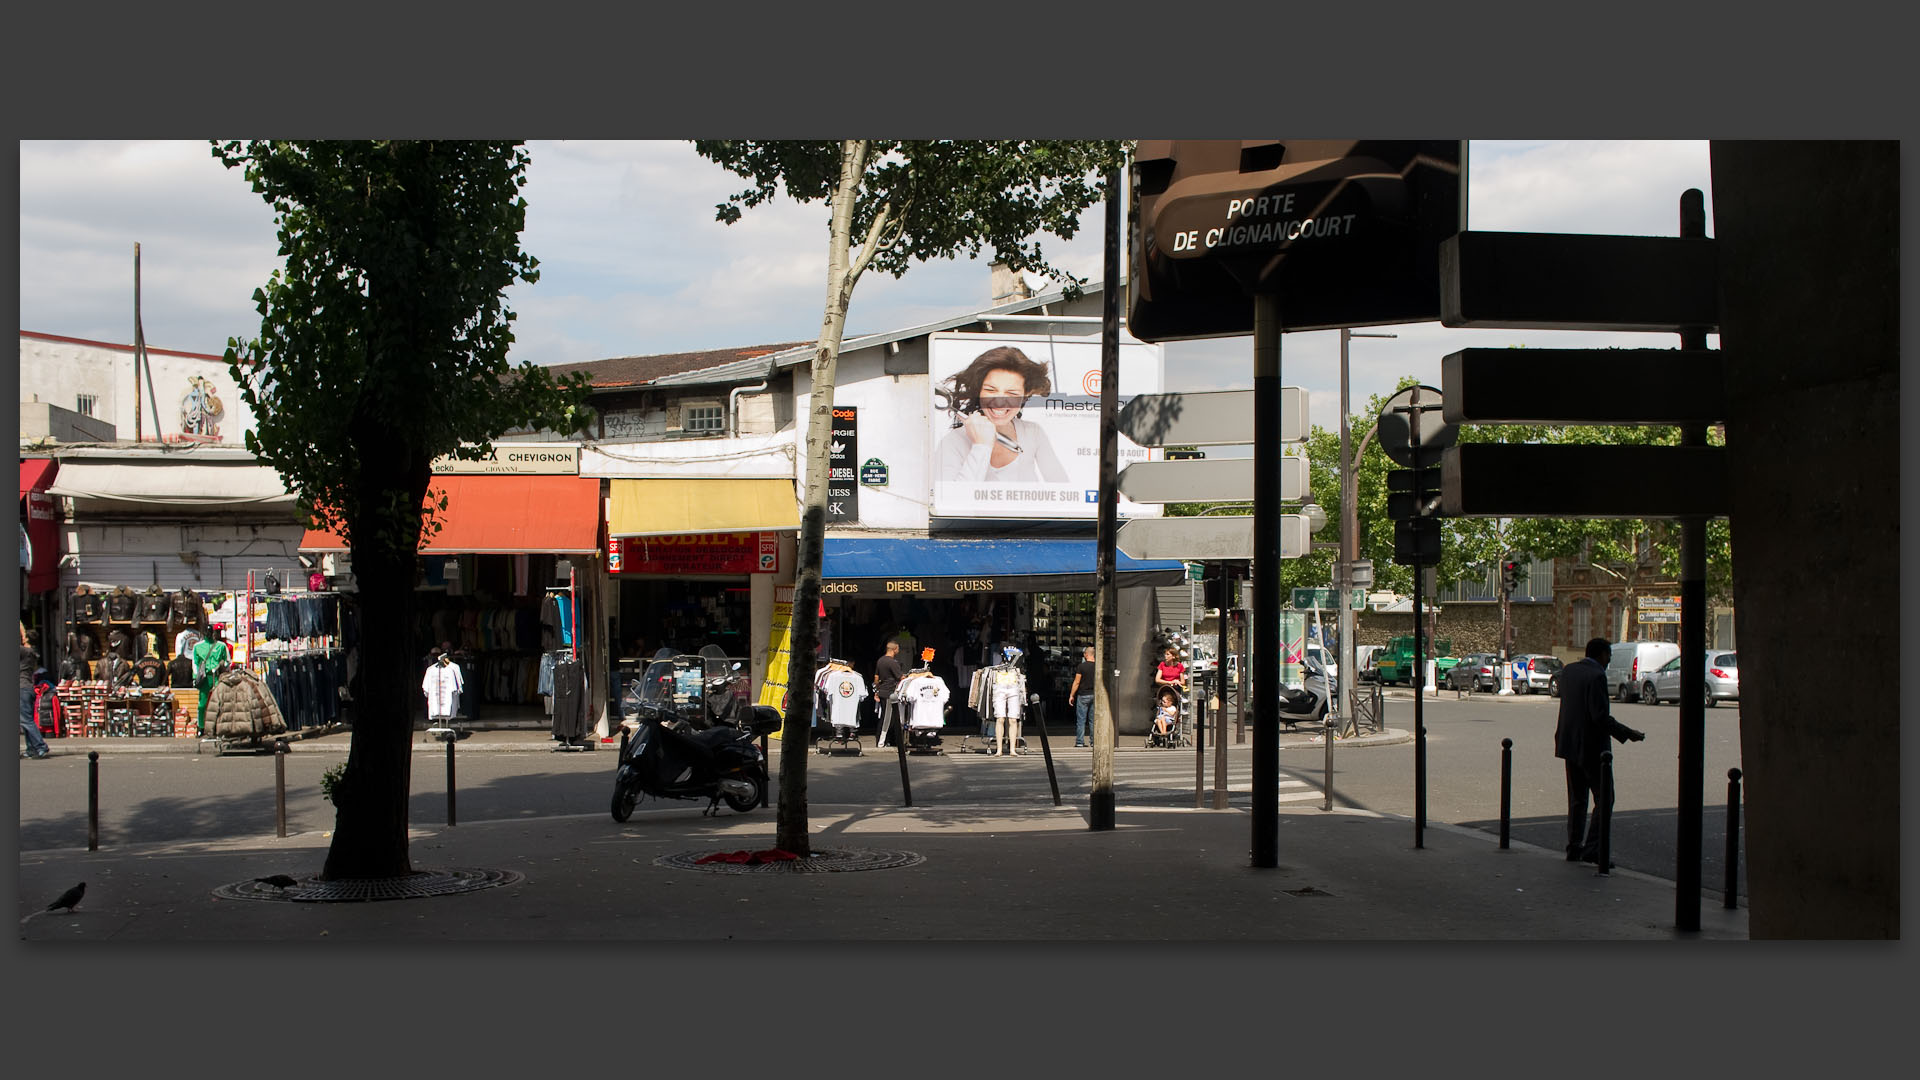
left=299, top=475, right=602, bottom=554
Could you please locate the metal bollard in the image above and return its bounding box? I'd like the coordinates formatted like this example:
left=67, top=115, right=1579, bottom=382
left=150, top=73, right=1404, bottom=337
left=275, top=746, right=287, bottom=838
left=446, top=735, right=457, bottom=827
left=1724, top=767, right=1742, bottom=909
left=1194, top=683, right=1207, bottom=809
left=88, top=751, right=99, bottom=852
left=1597, top=750, right=1613, bottom=875
left=1499, top=738, right=1513, bottom=849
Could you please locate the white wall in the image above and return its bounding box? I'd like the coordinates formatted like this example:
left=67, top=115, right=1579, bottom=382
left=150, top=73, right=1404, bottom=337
left=18, top=333, right=255, bottom=445
left=794, top=342, right=934, bottom=531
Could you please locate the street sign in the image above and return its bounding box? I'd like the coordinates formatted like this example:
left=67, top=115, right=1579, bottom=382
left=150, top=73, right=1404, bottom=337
left=1440, top=231, right=1719, bottom=333
left=1187, top=562, right=1206, bottom=581
left=1441, top=349, right=1728, bottom=425
left=1116, top=515, right=1311, bottom=561
left=1129, top=140, right=1465, bottom=340
left=1439, top=444, right=1730, bottom=518
left=1638, top=596, right=1682, bottom=610
left=1117, top=388, right=1307, bottom=447
left=1377, top=385, right=1456, bottom=469
left=1291, top=587, right=1365, bottom=611
left=1116, top=454, right=1304, bottom=504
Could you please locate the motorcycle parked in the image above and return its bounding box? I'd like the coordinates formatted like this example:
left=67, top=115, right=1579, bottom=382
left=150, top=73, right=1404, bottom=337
left=611, top=659, right=782, bottom=821
left=1277, top=655, right=1333, bottom=731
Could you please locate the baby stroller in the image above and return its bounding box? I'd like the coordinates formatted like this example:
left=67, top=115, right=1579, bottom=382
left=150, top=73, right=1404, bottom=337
left=1146, top=685, right=1191, bottom=749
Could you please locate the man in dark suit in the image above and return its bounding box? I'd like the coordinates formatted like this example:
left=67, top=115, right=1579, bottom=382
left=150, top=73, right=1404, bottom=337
left=1554, top=637, right=1647, bottom=866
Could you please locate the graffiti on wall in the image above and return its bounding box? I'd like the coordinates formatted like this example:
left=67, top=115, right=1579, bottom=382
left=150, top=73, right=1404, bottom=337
left=180, top=376, right=224, bottom=439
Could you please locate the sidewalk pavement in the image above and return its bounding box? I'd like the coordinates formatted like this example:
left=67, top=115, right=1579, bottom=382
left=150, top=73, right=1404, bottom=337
left=16, top=724, right=1744, bottom=941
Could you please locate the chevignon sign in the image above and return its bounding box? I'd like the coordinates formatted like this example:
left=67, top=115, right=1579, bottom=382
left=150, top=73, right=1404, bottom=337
left=430, top=444, right=580, bottom=475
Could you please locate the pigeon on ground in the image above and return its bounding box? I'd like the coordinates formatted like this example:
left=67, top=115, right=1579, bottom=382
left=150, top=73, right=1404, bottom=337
left=254, top=875, right=300, bottom=890
left=46, top=882, right=85, bottom=913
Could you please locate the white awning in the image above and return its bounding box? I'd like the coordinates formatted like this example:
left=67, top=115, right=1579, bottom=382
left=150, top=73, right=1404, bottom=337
left=47, top=461, right=297, bottom=506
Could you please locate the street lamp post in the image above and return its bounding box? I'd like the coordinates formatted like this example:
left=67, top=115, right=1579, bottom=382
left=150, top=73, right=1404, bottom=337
left=1339, top=328, right=1396, bottom=773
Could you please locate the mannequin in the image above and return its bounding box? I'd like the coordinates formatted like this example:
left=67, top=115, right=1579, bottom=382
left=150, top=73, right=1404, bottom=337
left=191, top=627, right=231, bottom=735
left=987, top=644, right=1028, bottom=756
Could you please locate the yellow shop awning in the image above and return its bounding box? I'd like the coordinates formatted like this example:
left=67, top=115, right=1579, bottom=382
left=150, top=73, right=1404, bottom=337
left=607, top=478, right=799, bottom=538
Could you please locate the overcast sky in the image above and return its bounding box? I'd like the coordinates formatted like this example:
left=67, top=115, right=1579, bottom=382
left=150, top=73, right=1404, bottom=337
left=18, top=140, right=1715, bottom=435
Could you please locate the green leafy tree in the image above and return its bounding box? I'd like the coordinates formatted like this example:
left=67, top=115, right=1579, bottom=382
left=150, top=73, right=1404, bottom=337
left=692, top=139, right=1128, bottom=855
left=212, top=141, right=592, bottom=880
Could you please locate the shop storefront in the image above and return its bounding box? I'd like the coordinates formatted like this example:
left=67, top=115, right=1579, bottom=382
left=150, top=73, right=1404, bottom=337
left=816, top=537, right=1183, bottom=735
left=600, top=477, right=799, bottom=712
left=299, top=459, right=605, bottom=731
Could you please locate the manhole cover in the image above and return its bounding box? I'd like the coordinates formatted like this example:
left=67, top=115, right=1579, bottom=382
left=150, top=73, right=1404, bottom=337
left=212, top=867, right=522, bottom=903
left=1286, top=886, right=1336, bottom=898
left=653, top=848, right=925, bottom=874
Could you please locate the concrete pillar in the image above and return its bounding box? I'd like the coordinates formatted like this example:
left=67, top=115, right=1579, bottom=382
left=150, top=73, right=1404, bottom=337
left=1711, top=141, right=1898, bottom=937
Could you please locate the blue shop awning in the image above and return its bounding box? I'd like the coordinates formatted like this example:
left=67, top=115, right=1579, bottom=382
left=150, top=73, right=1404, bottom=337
left=820, top=538, right=1185, bottom=598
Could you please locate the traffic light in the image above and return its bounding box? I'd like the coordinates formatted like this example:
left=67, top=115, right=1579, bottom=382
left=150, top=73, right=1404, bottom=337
left=1501, top=558, right=1521, bottom=596
left=1388, top=468, right=1443, bottom=566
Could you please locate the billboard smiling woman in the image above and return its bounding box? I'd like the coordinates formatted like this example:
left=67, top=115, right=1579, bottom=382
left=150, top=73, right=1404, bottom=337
left=928, top=332, right=1163, bottom=519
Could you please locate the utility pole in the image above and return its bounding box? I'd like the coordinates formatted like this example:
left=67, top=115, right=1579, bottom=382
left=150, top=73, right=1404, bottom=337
left=1338, top=328, right=1395, bottom=753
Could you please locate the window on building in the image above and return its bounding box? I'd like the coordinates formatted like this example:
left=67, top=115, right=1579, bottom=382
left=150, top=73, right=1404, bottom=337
left=75, top=393, right=96, bottom=418
left=682, top=402, right=724, bottom=434
left=1572, top=598, right=1590, bottom=644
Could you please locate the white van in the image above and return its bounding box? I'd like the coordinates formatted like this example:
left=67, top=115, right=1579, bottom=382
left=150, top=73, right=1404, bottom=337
left=1605, top=640, right=1681, bottom=703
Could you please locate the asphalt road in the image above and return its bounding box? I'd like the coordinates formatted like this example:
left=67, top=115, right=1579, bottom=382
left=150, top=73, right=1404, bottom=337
left=18, top=692, right=1746, bottom=897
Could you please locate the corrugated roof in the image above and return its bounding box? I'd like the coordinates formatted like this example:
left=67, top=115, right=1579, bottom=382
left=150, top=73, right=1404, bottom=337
left=649, top=281, right=1114, bottom=387
left=546, top=342, right=810, bottom=390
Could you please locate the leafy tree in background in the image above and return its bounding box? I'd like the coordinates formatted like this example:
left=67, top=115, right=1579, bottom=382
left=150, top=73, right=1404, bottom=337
left=691, top=139, right=1128, bottom=855
left=212, top=141, right=592, bottom=880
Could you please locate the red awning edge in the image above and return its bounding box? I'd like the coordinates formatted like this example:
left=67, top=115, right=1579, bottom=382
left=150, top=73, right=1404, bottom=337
left=298, top=475, right=602, bottom=555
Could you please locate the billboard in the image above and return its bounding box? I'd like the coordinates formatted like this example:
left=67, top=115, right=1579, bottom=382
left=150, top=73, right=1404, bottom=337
left=928, top=332, right=1164, bottom=519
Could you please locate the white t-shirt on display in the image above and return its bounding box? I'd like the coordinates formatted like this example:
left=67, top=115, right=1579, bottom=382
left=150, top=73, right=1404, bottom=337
left=904, top=675, right=950, bottom=728
left=820, top=669, right=868, bottom=729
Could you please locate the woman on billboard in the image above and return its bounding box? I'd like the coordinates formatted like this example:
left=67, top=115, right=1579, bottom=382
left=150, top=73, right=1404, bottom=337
left=934, top=346, right=1070, bottom=483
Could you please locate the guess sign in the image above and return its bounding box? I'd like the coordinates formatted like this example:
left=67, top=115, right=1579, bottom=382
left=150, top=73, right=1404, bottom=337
left=611, top=533, right=778, bottom=575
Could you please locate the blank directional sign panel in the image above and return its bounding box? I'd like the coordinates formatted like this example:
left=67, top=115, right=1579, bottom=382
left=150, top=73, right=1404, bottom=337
left=1117, top=388, right=1307, bottom=448
left=1116, top=454, right=1305, bottom=504
left=1115, top=514, right=1311, bottom=561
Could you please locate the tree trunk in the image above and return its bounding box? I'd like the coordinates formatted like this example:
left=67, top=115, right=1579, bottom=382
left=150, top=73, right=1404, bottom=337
left=775, top=139, right=868, bottom=857
left=321, top=537, right=417, bottom=880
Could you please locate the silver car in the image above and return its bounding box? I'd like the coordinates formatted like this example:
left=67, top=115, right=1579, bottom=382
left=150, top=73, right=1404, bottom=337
left=1642, top=652, right=1739, bottom=707
left=1513, top=654, right=1562, bottom=694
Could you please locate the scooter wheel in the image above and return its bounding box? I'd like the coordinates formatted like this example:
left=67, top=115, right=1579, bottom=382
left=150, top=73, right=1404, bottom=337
left=723, top=769, right=766, bottom=814
left=611, top=779, right=639, bottom=823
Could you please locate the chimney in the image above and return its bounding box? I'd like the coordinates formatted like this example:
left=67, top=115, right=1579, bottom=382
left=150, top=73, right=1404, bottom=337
left=990, top=261, right=1033, bottom=306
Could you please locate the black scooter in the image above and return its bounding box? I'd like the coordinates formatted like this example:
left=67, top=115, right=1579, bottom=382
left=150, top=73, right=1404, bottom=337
left=611, top=702, right=782, bottom=821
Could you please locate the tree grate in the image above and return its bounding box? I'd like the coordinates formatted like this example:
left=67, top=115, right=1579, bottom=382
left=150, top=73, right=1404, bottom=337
left=211, top=867, right=523, bottom=903
left=652, top=848, right=926, bottom=875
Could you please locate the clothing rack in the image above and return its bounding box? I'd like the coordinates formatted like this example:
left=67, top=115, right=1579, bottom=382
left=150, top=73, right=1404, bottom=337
left=545, top=560, right=578, bottom=660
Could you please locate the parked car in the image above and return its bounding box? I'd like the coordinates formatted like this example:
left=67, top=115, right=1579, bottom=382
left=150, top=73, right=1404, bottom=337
left=1513, top=654, right=1562, bottom=695
left=1642, top=651, right=1739, bottom=707
left=1445, top=652, right=1503, bottom=693
left=1352, top=644, right=1385, bottom=683
left=1605, top=640, right=1682, bottom=703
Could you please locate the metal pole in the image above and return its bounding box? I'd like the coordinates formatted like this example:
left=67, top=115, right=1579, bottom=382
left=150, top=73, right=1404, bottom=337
left=87, top=750, right=99, bottom=851
left=1252, top=291, right=1281, bottom=868
left=275, top=746, right=288, bottom=838
left=446, top=736, right=457, bottom=827
left=1724, top=767, right=1742, bottom=909
left=1597, top=750, right=1614, bottom=875
left=894, top=699, right=913, bottom=807
left=759, top=734, right=769, bottom=807
left=1194, top=670, right=1206, bottom=809
left=1410, top=387, right=1429, bottom=849
left=1090, top=166, right=1123, bottom=831
left=1499, top=738, right=1513, bottom=849
left=1214, top=563, right=1229, bottom=810
left=1676, top=188, right=1709, bottom=932
left=1034, top=697, right=1061, bottom=807
left=132, top=245, right=142, bottom=443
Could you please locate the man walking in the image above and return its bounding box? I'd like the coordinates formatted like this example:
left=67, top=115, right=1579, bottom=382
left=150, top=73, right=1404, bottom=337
left=871, top=640, right=905, bottom=748
left=1554, top=637, right=1646, bottom=867
left=1069, top=646, right=1096, bottom=747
